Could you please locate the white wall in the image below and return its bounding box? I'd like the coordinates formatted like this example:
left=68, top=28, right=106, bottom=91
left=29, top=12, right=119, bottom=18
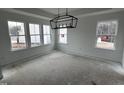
left=0, top=10, right=55, bottom=66
left=56, top=11, right=124, bottom=63
left=0, top=9, right=124, bottom=67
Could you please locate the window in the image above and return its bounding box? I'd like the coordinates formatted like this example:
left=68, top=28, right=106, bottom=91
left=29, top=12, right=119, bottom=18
left=43, top=25, right=51, bottom=44
left=8, top=21, right=26, bottom=50
left=29, top=24, right=41, bottom=47
left=96, top=20, right=118, bottom=50
left=59, top=28, right=67, bottom=44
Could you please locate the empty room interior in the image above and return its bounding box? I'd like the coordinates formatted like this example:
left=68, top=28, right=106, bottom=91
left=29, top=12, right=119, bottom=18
left=0, top=8, right=124, bottom=85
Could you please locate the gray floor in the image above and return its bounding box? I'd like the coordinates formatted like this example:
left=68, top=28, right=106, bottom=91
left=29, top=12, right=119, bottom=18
left=1, top=51, right=124, bottom=85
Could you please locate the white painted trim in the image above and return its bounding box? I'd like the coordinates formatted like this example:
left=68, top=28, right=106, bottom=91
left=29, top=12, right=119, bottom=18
left=2, top=50, right=53, bottom=67
left=57, top=48, right=121, bottom=64
left=0, top=8, right=52, bottom=20
left=1, top=8, right=124, bottom=21
left=76, top=8, right=124, bottom=18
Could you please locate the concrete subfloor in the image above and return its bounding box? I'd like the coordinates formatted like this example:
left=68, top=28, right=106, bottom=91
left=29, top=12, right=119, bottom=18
left=1, top=51, right=124, bottom=85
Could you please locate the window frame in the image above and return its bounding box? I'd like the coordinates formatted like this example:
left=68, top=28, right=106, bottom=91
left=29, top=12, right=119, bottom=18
left=7, top=20, right=28, bottom=51
left=43, top=25, right=51, bottom=45
left=95, top=20, right=118, bottom=51
left=58, top=28, right=67, bottom=44
left=29, top=23, right=42, bottom=47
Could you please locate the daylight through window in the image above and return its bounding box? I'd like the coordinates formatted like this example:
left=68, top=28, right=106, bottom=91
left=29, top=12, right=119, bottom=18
left=29, top=24, right=41, bottom=47
left=96, top=20, right=118, bottom=50
left=43, top=25, right=51, bottom=44
left=59, top=28, right=67, bottom=44
left=8, top=21, right=26, bottom=50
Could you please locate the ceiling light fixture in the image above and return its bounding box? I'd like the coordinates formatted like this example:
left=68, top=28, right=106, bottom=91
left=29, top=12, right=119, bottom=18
left=50, top=8, right=78, bottom=29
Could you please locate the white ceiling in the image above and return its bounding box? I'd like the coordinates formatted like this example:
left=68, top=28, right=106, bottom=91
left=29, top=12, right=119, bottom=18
left=39, top=8, right=82, bottom=15
left=2, top=8, right=124, bottom=20
left=39, top=8, right=114, bottom=16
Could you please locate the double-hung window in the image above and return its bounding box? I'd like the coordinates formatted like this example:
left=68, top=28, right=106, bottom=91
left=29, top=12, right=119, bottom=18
left=8, top=21, right=26, bottom=50
left=29, top=23, right=41, bottom=47
left=43, top=25, right=51, bottom=44
left=59, top=28, right=67, bottom=44
left=96, top=20, right=118, bottom=50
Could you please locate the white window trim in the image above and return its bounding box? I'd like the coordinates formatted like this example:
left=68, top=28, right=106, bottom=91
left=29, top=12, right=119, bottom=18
left=29, top=23, right=42, bottom=47
left=95, top=20, right=118, bottom=51
left=95, top=40, right=116, bottom=51
left=43, top=25, right=51, bottom=45
left=8, top=20, right=28, bottom=51
left=58, top=28, right=67, bottom=44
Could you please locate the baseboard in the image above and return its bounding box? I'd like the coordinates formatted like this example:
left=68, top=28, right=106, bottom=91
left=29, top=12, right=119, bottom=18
left=57, top=49, right=121, bottom=66
left=83, top=54, right=121, bottom=65
left=2, top=50, right=53, bottom=68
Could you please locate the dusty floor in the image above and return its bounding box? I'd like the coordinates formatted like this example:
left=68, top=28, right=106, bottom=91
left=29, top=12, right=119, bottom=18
left=1, top=51, right=124, bottom=85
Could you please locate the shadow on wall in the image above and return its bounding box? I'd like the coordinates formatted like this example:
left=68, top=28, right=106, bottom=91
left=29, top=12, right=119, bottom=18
left=0, top=65, right=3, bottom=80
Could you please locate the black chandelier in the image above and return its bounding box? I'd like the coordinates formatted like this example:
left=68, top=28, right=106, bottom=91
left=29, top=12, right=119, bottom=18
left=50, top=8, right=78, bottom=29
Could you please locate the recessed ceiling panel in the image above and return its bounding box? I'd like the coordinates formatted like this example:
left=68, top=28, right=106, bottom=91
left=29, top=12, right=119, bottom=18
left=39, top=8, right=81, bottom=15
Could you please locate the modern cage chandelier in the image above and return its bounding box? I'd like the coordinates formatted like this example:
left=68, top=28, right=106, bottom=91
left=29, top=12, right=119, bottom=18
left=50, top=8, right=78, bottom=29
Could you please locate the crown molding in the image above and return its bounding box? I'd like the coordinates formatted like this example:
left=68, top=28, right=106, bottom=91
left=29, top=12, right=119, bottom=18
left=76, top=8, right=124, bottom=18
left=1, top=8, right=124, bottom=20
left=0, top=8, right=52, bottom=20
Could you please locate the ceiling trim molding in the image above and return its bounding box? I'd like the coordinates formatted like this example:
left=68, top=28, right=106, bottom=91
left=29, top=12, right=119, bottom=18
left=1, top=8, right=124, bottom=20
left=0, top=8, right=52, bottom=20
left=76, top=8, right=124, bottom=18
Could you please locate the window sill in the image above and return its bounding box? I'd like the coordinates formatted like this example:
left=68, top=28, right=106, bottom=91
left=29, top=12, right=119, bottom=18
left=10, top=48, right=28, bottom=52
left=9, top=44, right=52, bottom=52
left=58, top=43, right=68, bottom=45
left=30, top=44, right=51, bottom=48
left=30, top=45, right=42, bottom=48
left=43, top=43, right=52, bottom=46
left=95, top=46, right=115, bottom=51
